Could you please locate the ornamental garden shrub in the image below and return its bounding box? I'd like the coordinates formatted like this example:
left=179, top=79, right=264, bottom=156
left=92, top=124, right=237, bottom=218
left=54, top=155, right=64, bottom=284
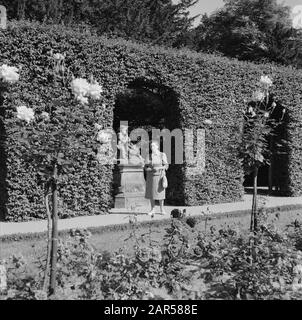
left=0, top=20, right=302, bottom=221
left=240, top=75, right=289, bottom=232
left=2, top=217, right=302, bottom=300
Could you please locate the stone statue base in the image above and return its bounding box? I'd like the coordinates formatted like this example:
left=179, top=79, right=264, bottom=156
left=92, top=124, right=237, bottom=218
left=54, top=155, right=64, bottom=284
left=111, top=164, right=150, bottom=213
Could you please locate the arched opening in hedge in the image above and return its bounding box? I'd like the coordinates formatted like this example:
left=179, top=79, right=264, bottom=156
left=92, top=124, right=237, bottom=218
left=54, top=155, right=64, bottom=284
left=243, top=99, right=290, bottom=196
left=112, top=78, right=185, bottom=205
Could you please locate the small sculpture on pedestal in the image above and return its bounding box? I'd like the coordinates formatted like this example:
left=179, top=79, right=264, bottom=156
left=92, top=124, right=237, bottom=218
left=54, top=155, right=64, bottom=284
left=128, top=141, right=144, bottom=166
left=112, top=125, right=150, bottom=212
left=117, top=125, right=130, bottom=164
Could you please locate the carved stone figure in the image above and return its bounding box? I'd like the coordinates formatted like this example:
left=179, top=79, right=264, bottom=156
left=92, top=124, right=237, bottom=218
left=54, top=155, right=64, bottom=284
left=112, top=127, right=149, bottom=212
left=0, top=5, right=7, bottom=30
left=117, top=125, right=130, bottom=162
left=128, top=142, right=144, bottom=166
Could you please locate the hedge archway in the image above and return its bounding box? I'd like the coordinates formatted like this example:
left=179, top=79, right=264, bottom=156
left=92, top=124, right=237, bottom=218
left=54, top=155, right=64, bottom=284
left=113, top=78, right=185, bottom=205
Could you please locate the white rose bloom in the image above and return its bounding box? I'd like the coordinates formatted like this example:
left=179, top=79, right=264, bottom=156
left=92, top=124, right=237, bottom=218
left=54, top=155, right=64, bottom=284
left=97, top=131, right=111, bottom=144
left=77, top=94, right=89, bottom=105
left=71, top=78, right=90, bottom=98
left=53, top=53, right=64, bottom=61
left=17, top=106, right=35, bottom=124
left=94, top=123, right=102, bottom=130
left=0, top=64, right=20, bottom=83
left=293, top=264, right=302, bottom=275
left=260, top=75, right=273, bottom=88
left=41, top=112, right=50, bottom=121
left=252, top=90, right=265, bottom=102
left=89, top=82, right=103, bottom=100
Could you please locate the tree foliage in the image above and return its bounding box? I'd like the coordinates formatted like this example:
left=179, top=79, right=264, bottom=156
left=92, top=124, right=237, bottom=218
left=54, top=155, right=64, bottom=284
left=191, top=0, right=302, bottom=67
left=1, top=0, right=198, bottom=47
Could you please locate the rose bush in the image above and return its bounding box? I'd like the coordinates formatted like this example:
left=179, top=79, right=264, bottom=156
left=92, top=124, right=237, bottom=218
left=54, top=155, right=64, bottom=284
left=2, top=214, right=302, bottom=300
left=3, top=52, right=106, bottom=296
left=241, top=75, right=288, bottom=231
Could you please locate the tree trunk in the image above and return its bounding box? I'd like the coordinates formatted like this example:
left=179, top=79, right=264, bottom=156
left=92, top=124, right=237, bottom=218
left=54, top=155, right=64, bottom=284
left=250, top=167, right=258, bottom=232
left=268, top=136, right=273, bottom=195
left=49, top=164, right=58, bottom=296
left=43, top=187, right=52, bottom=294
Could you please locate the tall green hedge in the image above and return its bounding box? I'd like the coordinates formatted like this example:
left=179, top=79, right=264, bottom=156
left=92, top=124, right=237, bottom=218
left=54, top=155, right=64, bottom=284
left=0, top=21, right=302, bottom=221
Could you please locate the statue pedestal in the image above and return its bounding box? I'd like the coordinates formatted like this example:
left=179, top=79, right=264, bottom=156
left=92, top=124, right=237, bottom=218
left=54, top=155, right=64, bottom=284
left=111, top=164, right=150, bottom=213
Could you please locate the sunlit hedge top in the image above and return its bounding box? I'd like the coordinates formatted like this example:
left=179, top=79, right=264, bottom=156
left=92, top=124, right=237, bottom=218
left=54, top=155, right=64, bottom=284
left=1, top=21, right=302, bottom=221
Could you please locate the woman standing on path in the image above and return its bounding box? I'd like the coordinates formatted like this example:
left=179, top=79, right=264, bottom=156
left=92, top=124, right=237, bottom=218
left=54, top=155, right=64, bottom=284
left=145, top=141, right=169, bottom=217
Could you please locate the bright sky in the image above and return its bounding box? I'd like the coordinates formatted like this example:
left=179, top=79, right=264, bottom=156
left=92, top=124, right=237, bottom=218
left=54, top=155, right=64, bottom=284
left=173, top=0, right=302, bottom=25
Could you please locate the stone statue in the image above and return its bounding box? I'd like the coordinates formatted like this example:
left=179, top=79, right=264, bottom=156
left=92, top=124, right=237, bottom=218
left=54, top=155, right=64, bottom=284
left=0, top=5, right=7, bottom=30
left=113, top=127, right=150, bottom=211
left=128, top=141, right=144, bottom=166
left=117, top=125, right=130, bottom=162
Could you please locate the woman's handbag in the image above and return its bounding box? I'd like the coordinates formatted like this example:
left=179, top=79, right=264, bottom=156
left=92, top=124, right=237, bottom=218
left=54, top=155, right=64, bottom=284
left=161, top=170, right=168, bottom=189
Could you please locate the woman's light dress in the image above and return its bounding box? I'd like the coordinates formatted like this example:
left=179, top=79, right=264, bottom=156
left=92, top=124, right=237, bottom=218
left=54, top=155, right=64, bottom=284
left=145, top=152, right=168, bottom=200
